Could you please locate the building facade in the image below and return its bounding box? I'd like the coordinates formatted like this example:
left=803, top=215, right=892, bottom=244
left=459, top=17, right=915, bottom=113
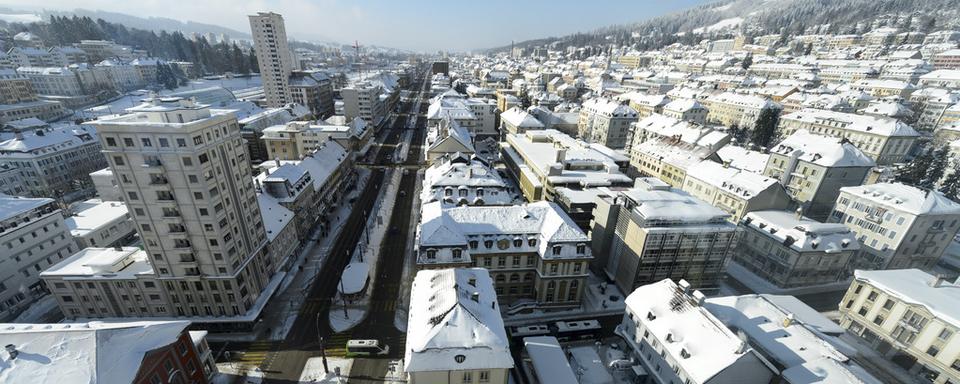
left=249, top=12, right=293, bottom=108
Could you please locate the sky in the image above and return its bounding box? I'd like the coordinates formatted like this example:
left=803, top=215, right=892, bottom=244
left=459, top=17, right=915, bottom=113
left=0, top=0, right=714, bottom=52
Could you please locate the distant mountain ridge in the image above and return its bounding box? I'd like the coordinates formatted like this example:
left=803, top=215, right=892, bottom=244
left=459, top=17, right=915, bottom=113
left=487, top=0, right=960, bottom=53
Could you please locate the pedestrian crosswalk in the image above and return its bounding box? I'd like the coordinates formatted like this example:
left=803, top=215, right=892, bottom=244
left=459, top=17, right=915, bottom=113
left=235, top=340, right=275, bottom=365
left=322, top=331, right=353, bottom=356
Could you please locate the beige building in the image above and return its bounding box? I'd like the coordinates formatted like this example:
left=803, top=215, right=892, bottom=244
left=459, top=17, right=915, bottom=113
left=629, top=114, right=729, bottom=187
left=592, top=179, right=738, bottom=293
left=703, top=92, right=780, bottom=128
left=763, top=130, right=875, bottom=221
left=249, top=12, right=293, bottom=107
left=662, top=98, right=708, bottom=125
left=288, top=70, right=334, bottom=118
left=499, top=106, right=544, bottom=136
left=0, top=69, right=36, bottom=104
left=839, top=269, right=960, bottom=384
left=341, top=81, right=387, bottom=127
left=404, top=268, right=512, bottom=384
left=501, top=130, right=631, bottom=202
left=416, top=201, right=592, bottom=308
left=779, top=109, right=919, bottom=165
left=830, top=183, right=960, bottom=271
left=50, top=97, right=283, bottom=324
left=682, top=160, right=791, bottom=222
left=619, top=92, right=669, bottom=118
left=261, top=118, right=367, bottom=161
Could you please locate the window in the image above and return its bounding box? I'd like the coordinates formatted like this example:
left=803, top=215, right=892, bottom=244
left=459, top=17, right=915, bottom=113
left=113, top=156, right=125, bottom=166
left=552, top=246, right=561, bottom=255
left=452, top=249, right=462, bottom=259
left=182, top=157, right=193, bottom=167
left=939, top=329, right=953, bottom=341
left=484, top=240, right=493, bottom=249
left=479, top=371, right=489, bottom=382
left=141, top=138, right=152, bottom=147
left=873, top=314, right=885, bottom=326
left=469, top=240, right=478, bottom=249
left=513, top=239, right=522, bottom=247
left=426, top=249, right=436, bottom=259
left=867, top=291, right=878, bottom=301
left=123, top=138, right=134, bottom=147
left=927, top=345, right=940, bottom=357
left=105, top=137, right=116, bottom=146
left=176, top=138, right=187, bottom=147
left=576, top=244, right=586, bottom=254
left=882, top=299, right=895, bottom=310
left=462, top=371, right=473, bottom=382
left=159, top=138, right=169, bottom=147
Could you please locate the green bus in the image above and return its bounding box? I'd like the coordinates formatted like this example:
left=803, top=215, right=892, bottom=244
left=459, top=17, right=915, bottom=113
left=345, top=339, right=390, bottom=357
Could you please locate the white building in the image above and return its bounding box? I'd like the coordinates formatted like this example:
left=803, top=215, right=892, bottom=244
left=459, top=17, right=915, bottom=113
left=778, top=109, right=918, bottom=165
left=706, top=294, right=882, bottom=384
left=704, top=92, right=780, bottom=128
left=578, top=97, right=639, bottom=149
left=0, top=194, right=76, bottom=321
left=500, top=106, right=545, bottom=136
left=839, top=269, right=960, bottom=384
left=64, top=199, right=136, bottom=249
left=249, top=12, right=293, bottom=107
left=682, top=161, right=792, bottom=222
left=427, top=90, right=498, bottom=140
left=422, top=154, right=513, bottom=206
left=0, top=123, right=107, bottom=201
left=341, top=81, right=387, bottom=127
left=830, top=183, right=960, bottom=271
left=616, top=279, right=776, bottom=384
left=404, top=268, right=513, bottom=384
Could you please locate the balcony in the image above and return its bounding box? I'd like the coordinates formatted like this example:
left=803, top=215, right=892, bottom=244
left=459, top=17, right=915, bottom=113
left=149, top=177, right=169, bottom=185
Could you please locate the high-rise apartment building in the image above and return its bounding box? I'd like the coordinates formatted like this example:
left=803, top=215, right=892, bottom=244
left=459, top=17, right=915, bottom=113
left=249, top=12, right=293, bottom=108
left=43, top=97, right=280, bottom=323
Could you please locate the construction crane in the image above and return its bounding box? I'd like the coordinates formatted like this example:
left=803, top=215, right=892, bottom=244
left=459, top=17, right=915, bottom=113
left=353, top=40, right=363, bottom=80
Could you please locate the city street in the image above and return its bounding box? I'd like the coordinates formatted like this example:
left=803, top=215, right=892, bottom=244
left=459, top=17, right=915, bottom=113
left=212, top=72, right=428, bottom=383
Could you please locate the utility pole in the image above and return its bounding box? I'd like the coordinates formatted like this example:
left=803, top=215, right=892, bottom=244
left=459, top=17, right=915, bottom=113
left=316, top=313, right=329, bottom=374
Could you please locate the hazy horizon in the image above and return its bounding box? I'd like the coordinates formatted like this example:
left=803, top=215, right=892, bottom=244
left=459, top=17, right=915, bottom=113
left=0, top=0, right=714, bottom=52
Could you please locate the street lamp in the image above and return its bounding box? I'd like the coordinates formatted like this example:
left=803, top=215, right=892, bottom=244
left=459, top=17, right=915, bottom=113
left=316, top=313, right=329, bottom=374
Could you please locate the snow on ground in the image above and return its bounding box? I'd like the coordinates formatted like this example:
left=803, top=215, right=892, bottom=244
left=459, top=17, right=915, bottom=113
left=329, top=308, right=367, bottom=333
left=214, top=362, right=264, bottom=384
left=568, top=345, right=615, bottom=384
left=299, top=356, right=352, bottom=383
left=13, top=294, right=59, bottom=323
left=693, top=17, right=744, bottom=33
left=0, top=13, right=42, bottom=23
left=328, top=168, right=403, bottom=332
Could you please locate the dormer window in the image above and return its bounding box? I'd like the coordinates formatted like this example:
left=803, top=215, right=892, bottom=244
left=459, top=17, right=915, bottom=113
left=426, top=249, right=437, bottom=260
left=513, top=239, right=523, bottom=248
left=444, top=188, right=453, bottom=196
left=452, top=249, right=463, bottom=259
left=528, top=238, right=537, bottom=247
left=552, top=246, right=562, bottom=255
left=484, top=240, right=493, bottom=249
left=469, top=241, right=478, bottom=249
left=576, top=244, right=586, bottom=254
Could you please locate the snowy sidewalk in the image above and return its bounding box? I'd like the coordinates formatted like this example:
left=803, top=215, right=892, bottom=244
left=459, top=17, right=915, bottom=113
left=329, top=168, right=403, bottom=332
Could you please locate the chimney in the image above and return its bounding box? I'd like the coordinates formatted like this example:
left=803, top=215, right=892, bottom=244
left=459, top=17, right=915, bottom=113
left=14, top=130, right=23, bottom=140
left=795, top=206, right=804, bottom=220
left=735, top=340, right=748, bottom=354
left=930, top=274, right=947, bottom=288
left=4, top=344, right=17, bottom=360
left=556, top=148, right=567, bottom=163
left=722, top=159, right=731, bottom=168
left=678, top=279, right=691, bottom=294
left=692, top=290, right=706, bottom=306
left=782, top=313, right=796, bottom=328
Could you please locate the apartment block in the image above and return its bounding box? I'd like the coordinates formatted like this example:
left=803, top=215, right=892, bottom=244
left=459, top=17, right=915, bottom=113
left=578, top=97, right=638, bottom=149
left=249, top=12, right=293, bottom=107
left=779, top=109, right=919, bottom=165
left=830, top=183, right=960, bottom=270
left=0, top=195, right=76, bottom=321
left=839, top=269, right=960, bottom=384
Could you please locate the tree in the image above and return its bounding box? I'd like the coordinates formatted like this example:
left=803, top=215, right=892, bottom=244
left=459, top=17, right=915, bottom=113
left=920, top=145, right=950, bottom=189
left=940, top=160, right=960, bottom=200
left=741, top=53, right=753, bottom=70
left=898, top=145, right=934, bottom=185
left=750, top=108, right=780, bottom=149
left=248, top=50, right=259, bottom=73
left=728, top=124, right=748, bottom=144
left=155, top=63, right=178, bottom=90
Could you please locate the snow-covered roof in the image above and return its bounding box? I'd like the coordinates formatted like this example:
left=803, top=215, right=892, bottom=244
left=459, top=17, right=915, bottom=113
left=770, top=130, right=875, bottom=168
left=664, top=98, right=705, bottom=113
left=0, top=320, right=191, bottom=384
left=0, top=194, right=54, bottom=222
left=64, top=199, right=129, bottom=238
left=686, top=161, right=782, bottom=199
left=40, top=247, right=155, bottom=279
left=854, top=269, right=960, bottom=326
left=742, top=210, right=858, bottom=253
left=522, top=336, right=578, bottom=384
left=625, top=279, right=765, bottom=383
left=257, top=140, right=349, bottom=192
left=404, top=268, right=513, bottom=373
left=582, top=97, right=638, bottom=117
left=257, top=193, right=294, bottom=241
left=0, top=125, right=99, bottom=159
left=782, top=109, right=918, bottom=137
left=705, top=295, right=881, bottom=384
left=619, top=92, right=670, bottom=107
left=839, top=182, right=960, bottom=216
left=706, top=92, right=779, bottom=110
left=620, top=181, right=732, bottom=224
left=417, top=201, right=590, bottom=264
left=500, top=106, right=545, bottom=128
left=716, top=146, right=770, bottom=175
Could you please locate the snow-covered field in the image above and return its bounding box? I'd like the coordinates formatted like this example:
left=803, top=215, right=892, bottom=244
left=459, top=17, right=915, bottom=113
left=0, top=13, right=42, bottom=23
left=693, top=17, right=744, bottom=33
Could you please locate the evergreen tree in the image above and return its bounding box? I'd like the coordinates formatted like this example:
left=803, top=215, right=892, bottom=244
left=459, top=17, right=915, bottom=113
left=248, top=50, right=259, bottom=73
left=741, top=53, right=753, bottom=70
left=750, top=108, right=780, bottom=149
left=920, top=145, right=950, bottom=189
left=940, top=160, right=960, bottom=201
left=898, top=145, right=934, bottom=185
left=156, top=63, right=178, bottom=90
